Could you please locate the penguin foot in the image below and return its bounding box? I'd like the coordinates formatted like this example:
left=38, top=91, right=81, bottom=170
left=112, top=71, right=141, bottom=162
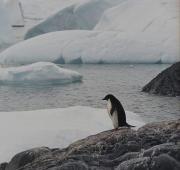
left=118, top=127, right=129, bottom=130
left=110, top=128, right=118, bottom=131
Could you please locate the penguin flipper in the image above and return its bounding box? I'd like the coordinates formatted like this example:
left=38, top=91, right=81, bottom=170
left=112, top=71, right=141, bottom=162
left=110, top=106, right=115, bottom=116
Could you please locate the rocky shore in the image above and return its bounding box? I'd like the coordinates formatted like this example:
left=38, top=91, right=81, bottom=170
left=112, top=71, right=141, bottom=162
left=142, top=62, right=180, bottom=96
left=1, top=119, right=180, bottom=170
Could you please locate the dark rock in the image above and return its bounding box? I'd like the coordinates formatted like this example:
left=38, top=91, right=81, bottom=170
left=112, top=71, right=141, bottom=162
left=55, top=161, right=88, bottom=170
left=116, top=157, right=151, bottom=170
left=150, top=154, right=180, bottom=170
left=142, top=62, right=180, bottom=96
left=5, top=147, right=52, bottom=170
left=0, top=163, right=8, bottom=170
left=2, top=120, right=180, bottom=170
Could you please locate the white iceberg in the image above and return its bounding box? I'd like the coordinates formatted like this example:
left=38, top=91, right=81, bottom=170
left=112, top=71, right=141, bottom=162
left=0, top=62, right=82, bottom=85
left=95, top=0, right=179, bottom=32
left=94, top=0, right=180, bottom=64
left=0, top=29, right=179, bottom=65
left=24, top=0, right=123, bottom=39
left=0, top=0, right=179, bottom=64
left=0, top=106, right=145, bottom=162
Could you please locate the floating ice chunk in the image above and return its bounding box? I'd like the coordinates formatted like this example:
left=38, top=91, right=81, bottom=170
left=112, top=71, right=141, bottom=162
left=0, top=62, right=82, bottom=85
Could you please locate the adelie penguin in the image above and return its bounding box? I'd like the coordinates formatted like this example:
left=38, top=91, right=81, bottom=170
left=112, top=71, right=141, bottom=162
left=102, top=94, right=134, bottom=129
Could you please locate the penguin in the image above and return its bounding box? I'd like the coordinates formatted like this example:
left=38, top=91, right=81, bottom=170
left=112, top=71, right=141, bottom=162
left=102, top=94, right=135, bottom=129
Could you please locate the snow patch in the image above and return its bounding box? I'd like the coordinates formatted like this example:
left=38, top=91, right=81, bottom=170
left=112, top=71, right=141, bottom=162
left=0, top=106, right=144, bottom=162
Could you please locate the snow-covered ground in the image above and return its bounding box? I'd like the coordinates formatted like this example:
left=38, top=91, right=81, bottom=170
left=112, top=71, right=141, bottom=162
left=0, top=106, right=144, bottom=162
left=0, top=62, right=82, bottom=85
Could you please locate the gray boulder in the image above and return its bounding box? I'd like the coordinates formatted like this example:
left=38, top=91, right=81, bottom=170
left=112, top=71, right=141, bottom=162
left=142, top=62, right=180, bottom=96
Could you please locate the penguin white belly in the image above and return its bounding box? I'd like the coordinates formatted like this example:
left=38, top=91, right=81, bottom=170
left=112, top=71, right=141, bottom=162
left=107, top=100, right=119, bottom=128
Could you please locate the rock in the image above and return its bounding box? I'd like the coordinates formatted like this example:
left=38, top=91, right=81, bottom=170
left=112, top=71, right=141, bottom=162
left=116, top=157, right=151, bottom=170
left=1, top=119, right=180, bottom=170
left=0, top=163, right=8, bottom=170
left=150, top=154, right=180, bottom=170
left=4, top=147, right=52, bottom=170
left=142, top=62, right=180, bottom=96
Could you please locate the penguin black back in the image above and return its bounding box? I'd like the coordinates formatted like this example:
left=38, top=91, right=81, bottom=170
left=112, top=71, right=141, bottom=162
left=103, top=94, right=134, bottom=127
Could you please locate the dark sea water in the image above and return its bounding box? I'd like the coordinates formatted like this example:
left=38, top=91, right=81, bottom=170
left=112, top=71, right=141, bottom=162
left=0, top=64, right=179, bottom=123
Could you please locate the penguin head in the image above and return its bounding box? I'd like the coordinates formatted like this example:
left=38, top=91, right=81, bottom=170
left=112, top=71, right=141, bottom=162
left=102, top=94, right=115, bottom=101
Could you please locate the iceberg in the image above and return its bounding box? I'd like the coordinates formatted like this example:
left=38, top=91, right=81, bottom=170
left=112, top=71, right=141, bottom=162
left=0, top=62, right=82, bottom=85
left=0, top=106, right=144, bottom=162
left=95, top=0, right=179, bottom=63
left=95, top=0, right=179, bottom=32
left=0, top=30, right=179, bottom=66
left=0, top=0, right=179, bottom=64
left=24, top=0, right=124, bottom=39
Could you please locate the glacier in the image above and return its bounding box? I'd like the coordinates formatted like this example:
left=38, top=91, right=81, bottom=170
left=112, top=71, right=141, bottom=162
left=0, top=30, right=179, bottom=66
left=0, top=0, right=179, bottom=65
left=0, top=62, right=82, bottom=85
left=0, top=106, right=144, bottom=162
left=24, top=0, right=124, bottom=39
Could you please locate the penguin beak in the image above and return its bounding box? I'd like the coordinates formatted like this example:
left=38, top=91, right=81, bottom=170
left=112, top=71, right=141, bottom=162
left=102, top=97, right=106, bottom=100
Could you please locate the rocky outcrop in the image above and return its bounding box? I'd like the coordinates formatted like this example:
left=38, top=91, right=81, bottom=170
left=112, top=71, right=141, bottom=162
left=1, top=119, right=180, bottom=170
left=142, top=62, right=180, bottom=96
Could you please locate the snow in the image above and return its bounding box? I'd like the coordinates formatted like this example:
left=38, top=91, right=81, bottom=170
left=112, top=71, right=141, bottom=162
left=0, top=0, right=15, bottom=49
left=0, top=0, right=179, bottom=64
left=5, top=0, right=24, bottom=27
left=24, top=0, right=124, bottom=39
left=0, top=106, right=145, bottom=162
left=0, top=62, right=82, bottom=85
left=94, top=0, right=180, bottom=64
left=0, top=30, right=179, bottom=66
left=20, top=0, right=82, bottom=21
